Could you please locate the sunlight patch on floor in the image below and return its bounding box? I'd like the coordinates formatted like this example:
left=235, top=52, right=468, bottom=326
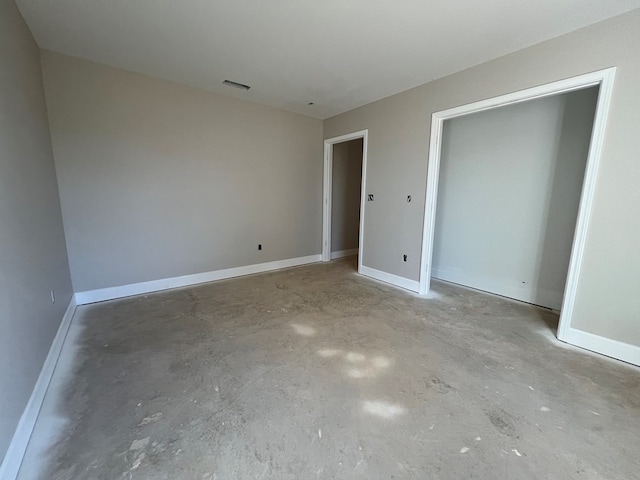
left=362, top=400, right=405, bottom=419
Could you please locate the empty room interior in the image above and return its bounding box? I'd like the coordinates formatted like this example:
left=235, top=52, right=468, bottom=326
left=1, top=1, right=639, bottom=479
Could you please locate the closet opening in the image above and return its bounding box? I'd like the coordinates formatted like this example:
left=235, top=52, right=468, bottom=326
left=419, top=68, right=616, bottom=347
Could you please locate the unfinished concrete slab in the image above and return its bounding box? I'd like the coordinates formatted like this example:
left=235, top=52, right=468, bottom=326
left=18, top=258, right=640, bottom=479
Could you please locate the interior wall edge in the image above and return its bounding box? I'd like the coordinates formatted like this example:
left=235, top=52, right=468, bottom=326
left=561, top=327, right=640, bottom=367
left=0, top=0, right=75, bottom=464
left=330, top=249, right=359, bottom=260
left=75, top=254, right=322, bottom=305
left=431, top=269, right=564, bottom=311
left=359, top=265, right=420, bottom=293
left=0, top=297, right=77, bottom=480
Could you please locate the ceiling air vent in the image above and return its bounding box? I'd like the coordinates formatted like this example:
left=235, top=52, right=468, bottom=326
left=222, top=80, right=250, bottom=90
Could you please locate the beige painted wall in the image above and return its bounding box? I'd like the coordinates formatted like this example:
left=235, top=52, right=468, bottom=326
left=324, top=10, right=640, bottom=346
left=331, top=139, right=363, bottom=253
left=433, top=88, right=597, bottom=310
left=42, top=52, right=323, bottom=293
left=0, top=0, right=73, bottom=462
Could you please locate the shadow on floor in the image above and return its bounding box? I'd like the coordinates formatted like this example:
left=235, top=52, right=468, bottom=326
left=333, top=254, right=358, bottom=272
left=533, top=307, right=560, bottom=336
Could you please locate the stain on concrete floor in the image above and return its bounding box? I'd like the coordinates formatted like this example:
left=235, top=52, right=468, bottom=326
left=18, top=258, right=640, bottom=479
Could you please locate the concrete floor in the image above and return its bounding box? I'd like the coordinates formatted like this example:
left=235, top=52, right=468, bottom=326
left=18, top=258, right=640, bottom=479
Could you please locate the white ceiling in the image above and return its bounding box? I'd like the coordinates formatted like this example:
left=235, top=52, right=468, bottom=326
left=16, top=0, right=640, bottom=119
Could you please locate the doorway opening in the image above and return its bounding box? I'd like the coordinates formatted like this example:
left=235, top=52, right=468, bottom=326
left=419, top=68, right=616, bottom=349
left=322, top=130, right=368, bottom=273
left=433, top=86, right=599, bottom=315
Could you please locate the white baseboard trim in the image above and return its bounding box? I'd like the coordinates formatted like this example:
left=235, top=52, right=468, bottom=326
left=431, top=268, right=563, bottom=310
left=560, top=327, right=640, bottom=367
left=75, top=254, right=323, bottom=305
left=331, top=248, right=359, bottom=260
left=0, top=297, right=77, bottom=480
left=359, top=265, right=420, bottom=293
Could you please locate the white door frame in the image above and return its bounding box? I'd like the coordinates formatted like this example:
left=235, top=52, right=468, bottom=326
left=418, top=67, right=616, bottom=344
left=322, top=130, right=368, bottom=274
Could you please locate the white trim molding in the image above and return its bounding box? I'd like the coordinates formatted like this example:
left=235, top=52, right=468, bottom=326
left=418, top=67, right=619, bottom=360
left=359, top=265, right=420, bottom=293
left=0, top=297, right=77, bottom=480
left=322, top=130, right=368, bottom=278
left=561, top=328, right=640, bottom=367
left=75, top=254, right=322, bottom=305
left=330, top=248, right=359, bottom=260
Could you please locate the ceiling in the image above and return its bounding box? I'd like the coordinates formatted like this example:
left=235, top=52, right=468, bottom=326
left=16, top=0, right=640, bottom=119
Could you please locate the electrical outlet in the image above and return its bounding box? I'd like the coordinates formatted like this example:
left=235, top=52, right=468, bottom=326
left=407, top=195, right=412, bottom=203
left=258, top=244, right=262, bottom=251
left=50, top=290, right=55, bottom=304
left=403, top=254, right=407, bottom=262
left=368, top=194, right=374, bottom=201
